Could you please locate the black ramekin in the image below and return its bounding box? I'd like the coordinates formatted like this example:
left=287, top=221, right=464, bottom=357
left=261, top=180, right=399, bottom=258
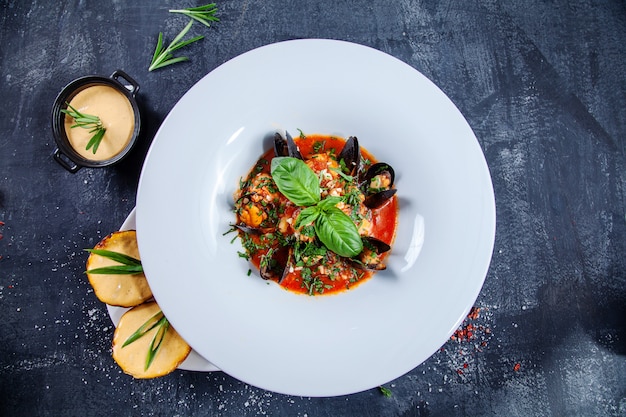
left=51, top=70, right=141, bottom=173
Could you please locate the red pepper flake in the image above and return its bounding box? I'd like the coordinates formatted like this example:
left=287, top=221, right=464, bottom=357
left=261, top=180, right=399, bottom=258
left=513, top=363, right=521, bottom=372
left=446, top=305, right=493, bottom=379
left=451, top=308, right=485, bottom=341
left=467, top=307, right=480, bottom=320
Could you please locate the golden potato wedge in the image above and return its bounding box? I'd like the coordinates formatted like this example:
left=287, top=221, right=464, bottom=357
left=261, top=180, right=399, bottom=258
left=112, top=301, right=191, bottom=378
left=86, top=230, right=152, bottom=307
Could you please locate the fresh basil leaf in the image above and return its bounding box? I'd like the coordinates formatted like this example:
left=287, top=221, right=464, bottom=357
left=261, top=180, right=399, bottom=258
left=271, top=157, right=321, bottom=206
left=295, top=206, right=320, bottom=228
left=317, top=196, right=341, bottom=210
left=315, top=207, right=363, bottom=257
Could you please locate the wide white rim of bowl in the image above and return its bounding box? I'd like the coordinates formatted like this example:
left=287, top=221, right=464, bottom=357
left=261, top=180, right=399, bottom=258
left=136, top=39, right=496, bottom=396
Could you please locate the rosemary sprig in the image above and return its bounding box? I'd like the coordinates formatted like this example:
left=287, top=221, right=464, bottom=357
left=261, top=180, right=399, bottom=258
left=122, top=311, right=164, bottom=347
left=60, top=103, right=106, bottom=154
left=169, top=3, right=219, bottom=28
left=379, top=385, right=392, bottom=397
left=146, top=317, right=170, bottom=370
left=149, top=20, right=204, bottom=71
left=85, top=265, right=144, bottom=275
left=85, top=248, right=143, bottom=275
left=121, top=310, right=170, bottom=370
left=85, top=249, right=141, bottom=265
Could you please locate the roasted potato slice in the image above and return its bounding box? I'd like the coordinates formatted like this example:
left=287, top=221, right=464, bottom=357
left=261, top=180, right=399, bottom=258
left=112, top=301, right=191, bottom=378
left=86, top=230, right=152, bottom=307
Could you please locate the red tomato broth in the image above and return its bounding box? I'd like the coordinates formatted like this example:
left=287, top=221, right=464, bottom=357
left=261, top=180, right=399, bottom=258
left=235, top=134, right=398, bottom=295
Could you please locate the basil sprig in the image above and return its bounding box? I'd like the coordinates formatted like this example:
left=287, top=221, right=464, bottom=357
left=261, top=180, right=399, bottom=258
left=271, top=157, right=363, bottom=257
left=271, top=157, right=320, bottom=206
left=314, top=206, right=363, bottom=258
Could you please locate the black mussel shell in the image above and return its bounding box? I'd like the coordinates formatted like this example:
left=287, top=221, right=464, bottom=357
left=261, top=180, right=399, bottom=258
left=360, top=162, right=396, bottom=208
left=354, top=236, right=391, bottom=270
left=260, top=246, right=292, bottom=282
left=273, top=132, right=289, bottom=157
left=337, top=136, right=361, bottom=176
left=232, top=223, right=275, bottom=235
left=360, top=162, right=395, bottom=190
left=364, top=189, right=397, bottom=209
left=273, top=131, right=303, bottom=159
left=361, top=259, right=386, bottom=271
left=362, top=236, right=391, bottom=254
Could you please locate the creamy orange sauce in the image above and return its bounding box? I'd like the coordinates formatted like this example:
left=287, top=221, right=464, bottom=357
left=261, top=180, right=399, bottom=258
left=64, top=85, right=135, bottom=161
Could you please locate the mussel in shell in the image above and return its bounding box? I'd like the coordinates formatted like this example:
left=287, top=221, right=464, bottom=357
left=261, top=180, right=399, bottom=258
left=364, top=189, right=397, bottom=209
left=233, top=193, right=276, bottom=234
left=260, top=246, right=292, bottom=282
left=327, top=135, right=396, bottom=209
left=260, top=235, right=392, bottom=282
left=274, top=131, right=304, bottom=159
left=354, top=236, right=391, bottom=270
left=337, top=136, right=360, bottom=176
left=360, top=162, right=397, bottom=209
left=360, top=162, right=395, bottom=189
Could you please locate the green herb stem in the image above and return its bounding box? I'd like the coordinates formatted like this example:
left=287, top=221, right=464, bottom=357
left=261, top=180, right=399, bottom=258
left=121, top=310, right=170, bottom=371
left=149, top=20, right=204, bottom=71
left=60, top=103, right=106, bottom=154
left=86, top=265, right=144, bottom=275
left=169, top=3, right=219, bottom=28
left=85, top=248, right=143, bottom=275
left=146, top=316, right=170, bottom=370
left=85, top=249, right=141, bottom=266
left=122, top=311, right=165, bottom=348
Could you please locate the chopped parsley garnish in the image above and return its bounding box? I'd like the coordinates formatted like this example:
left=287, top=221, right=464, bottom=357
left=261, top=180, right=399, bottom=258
left=312, top=140, right=326, bottom=153
left=301, top=268, right=329, bottom=295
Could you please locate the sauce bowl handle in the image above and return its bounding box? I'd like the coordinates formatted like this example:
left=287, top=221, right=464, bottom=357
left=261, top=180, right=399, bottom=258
left=53, top=148, right=81, bottom=173
left=110, top=70, right=140, bottom=98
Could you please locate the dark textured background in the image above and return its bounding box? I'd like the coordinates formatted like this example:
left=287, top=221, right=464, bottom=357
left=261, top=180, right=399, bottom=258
left=1, top=1, right=625, bottom=416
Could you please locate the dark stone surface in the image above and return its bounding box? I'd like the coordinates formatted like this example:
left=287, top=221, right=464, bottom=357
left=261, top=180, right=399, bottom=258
left=1, top=0, right=625, bottom=416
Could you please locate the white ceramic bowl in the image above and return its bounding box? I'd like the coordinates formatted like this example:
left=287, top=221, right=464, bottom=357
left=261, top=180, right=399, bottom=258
left=136, top=39, right=496, bottom=396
